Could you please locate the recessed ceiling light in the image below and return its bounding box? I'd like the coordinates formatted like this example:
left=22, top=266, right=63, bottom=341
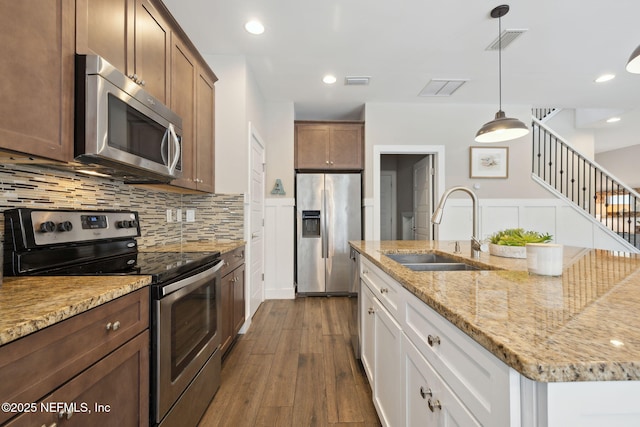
left=607, top=117, right=621, bottom=123
left=595, top=74, right=615, bottom=83
left=244, top=20, right=264, bottom=35
left=610, top=339, right=624, bottom=347
left=322, top=75, right=337, bottom=84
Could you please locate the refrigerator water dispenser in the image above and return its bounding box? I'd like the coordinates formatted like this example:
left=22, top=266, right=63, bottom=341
left=301, top=210, right=321, bottom=237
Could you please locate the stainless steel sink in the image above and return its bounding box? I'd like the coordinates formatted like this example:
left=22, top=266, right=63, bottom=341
left=385, top=253, right=461, bottom=264
left=384, top=253, right=485, bottom=271
left=401, top=262, right=479, bottom=271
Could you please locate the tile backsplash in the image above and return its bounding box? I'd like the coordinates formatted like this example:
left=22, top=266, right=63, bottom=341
left=0, top=164, right=244, bottom=248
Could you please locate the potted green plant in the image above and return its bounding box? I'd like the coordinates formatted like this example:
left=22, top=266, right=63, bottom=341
left=488, top=228, right=553, bottom=258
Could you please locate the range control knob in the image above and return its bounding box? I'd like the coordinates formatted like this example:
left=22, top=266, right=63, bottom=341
left=116, top=220, right=138, bottom=229
left=40, top=221, right=56, bottom=233
left=57, top=221, right=73, bottom=232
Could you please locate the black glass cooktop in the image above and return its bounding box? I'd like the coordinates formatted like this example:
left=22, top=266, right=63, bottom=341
left=9, top=249, right=220, bottom=285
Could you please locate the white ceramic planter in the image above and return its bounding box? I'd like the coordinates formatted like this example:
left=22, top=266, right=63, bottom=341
left=525, top=243, right=563, bottom=276
left=489, top=243, right=527, bottom=259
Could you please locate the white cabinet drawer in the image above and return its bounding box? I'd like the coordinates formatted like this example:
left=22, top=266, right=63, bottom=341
left=360, top=257, right=402, bottom=319
left=403, top=292, right=512, bottom=426
left=402, top=333, right=481, bottom=427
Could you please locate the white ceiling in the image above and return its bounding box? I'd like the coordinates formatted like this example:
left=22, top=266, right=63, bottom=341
left=162, top=0, right=640, bottom=153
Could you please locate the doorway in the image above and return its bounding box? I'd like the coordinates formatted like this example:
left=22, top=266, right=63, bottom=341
left=373, top=145, right=445, bottom=241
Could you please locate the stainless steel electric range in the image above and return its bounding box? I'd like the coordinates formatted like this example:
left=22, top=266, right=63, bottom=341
left=3, top=208, right=223, bottom=427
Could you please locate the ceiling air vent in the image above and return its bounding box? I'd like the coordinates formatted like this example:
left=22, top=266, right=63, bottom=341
left=486, top=29, right=527, bottom=50
left=344, top=76, right=370, bottom=86
left=418, top=79, right=468, bottom=97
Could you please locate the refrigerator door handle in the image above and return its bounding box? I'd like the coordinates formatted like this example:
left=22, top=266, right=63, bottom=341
left=322, top=189, right=329, bottom=259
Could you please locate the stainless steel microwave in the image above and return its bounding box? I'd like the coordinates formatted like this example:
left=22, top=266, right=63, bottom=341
left=74, top=55, right=182, bottom=183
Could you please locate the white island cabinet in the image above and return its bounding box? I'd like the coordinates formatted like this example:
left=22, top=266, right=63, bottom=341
left=361, top=257, right=403, bottom=427
left=355, top=248, right=640, bottom=427
left=360, top=256, right=514, bottom=426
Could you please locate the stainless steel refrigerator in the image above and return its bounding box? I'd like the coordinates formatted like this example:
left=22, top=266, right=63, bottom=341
left=296, top=173, right=361, bottom=294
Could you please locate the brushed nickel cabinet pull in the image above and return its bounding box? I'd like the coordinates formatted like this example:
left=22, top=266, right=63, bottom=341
left=427, top=334, right=440, bottom=347
left=106, top=321, right=121, bottom=331
left=428, top=398, right=441, bottom=412
left=419, top=386, right=432, bottom=399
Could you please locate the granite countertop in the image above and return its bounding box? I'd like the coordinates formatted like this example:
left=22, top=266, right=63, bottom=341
left=144, top=240, right=245, bottom=254
left=350, top=240, right=640, bottom=383
left=0, top=275, right=151, bottom=346
left=0, top=241, right=243, bottom=348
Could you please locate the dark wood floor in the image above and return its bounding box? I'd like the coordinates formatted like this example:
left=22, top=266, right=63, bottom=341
left=198, top=297, right=381, bottom=427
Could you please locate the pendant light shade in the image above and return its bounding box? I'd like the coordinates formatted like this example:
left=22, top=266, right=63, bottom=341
left=626, top=44, right=640, bottom=74
left=475, top=110, right=529, bottom=143
left=475, top=5, right=529, bottom=143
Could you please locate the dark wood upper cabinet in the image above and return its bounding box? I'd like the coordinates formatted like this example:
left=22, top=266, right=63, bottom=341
left=77, top=0, right=170, bottom=104
left=1, top=0, right=217, bottom=188
left=0, top=0, right=75, bottom=162
left=295, top=121, right=364, bottom=171
left=165, top=34, right=215, bottom=193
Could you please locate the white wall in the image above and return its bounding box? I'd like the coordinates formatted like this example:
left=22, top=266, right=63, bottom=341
left=264, top=101, right=296, bottom=299
left=545, top=109, right=596, bottom=159
left=265, top=102, right=295, bottom=197
left=203, top=54, right=249, bottom=194
left=595, top=145, right=640, bottom=188
left=364, top=103, right=549, bottom=201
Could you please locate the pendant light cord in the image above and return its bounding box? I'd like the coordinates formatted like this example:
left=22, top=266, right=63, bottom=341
left=498, top=13, right=502, bottom=111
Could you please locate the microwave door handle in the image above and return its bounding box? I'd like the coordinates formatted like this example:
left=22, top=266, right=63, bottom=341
left=167, top=123, right=180, bottom=175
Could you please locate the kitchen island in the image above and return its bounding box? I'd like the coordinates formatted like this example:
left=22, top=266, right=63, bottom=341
left=351, top=240, right=640, bottom=426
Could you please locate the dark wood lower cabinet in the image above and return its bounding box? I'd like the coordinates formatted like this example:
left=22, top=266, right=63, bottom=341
left=219, top=247, right=245, bottom=357
left=6, top=331, right=149, bottom=427
left=0, top=289, right=150, bottom=427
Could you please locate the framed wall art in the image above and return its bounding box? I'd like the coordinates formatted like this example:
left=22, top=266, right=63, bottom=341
left=469, top=146, right=509, bottom=178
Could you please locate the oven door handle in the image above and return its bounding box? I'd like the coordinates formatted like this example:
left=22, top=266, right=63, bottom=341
left=160, top=260, right=223, bottom=298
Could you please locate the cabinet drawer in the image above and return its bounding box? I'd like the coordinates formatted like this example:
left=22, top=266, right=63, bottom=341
left=402, top=333, right=481, bottom=427
left=360, top=257, right=402, bottom=319
left=403, top=293, right=511, bottom=426
left=221, top=246, right=245, bottom=277
left=0, top=288, right=149, bottom=424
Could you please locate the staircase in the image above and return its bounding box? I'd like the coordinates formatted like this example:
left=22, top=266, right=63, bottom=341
left=531, top=113, right=640, bottom=252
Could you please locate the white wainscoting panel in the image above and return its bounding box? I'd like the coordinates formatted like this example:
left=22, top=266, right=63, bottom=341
left=435, top=199, right=634, bottom=252
left=264, top=198, right=295, bottom=299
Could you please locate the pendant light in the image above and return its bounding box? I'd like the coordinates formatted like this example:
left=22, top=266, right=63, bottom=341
left=475, top=5, right=529, bottom=143
left=626, top=44, right=640, bottom=73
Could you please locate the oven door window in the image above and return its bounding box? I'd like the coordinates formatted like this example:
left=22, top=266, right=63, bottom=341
left=170, top=280, right=216, bottom=381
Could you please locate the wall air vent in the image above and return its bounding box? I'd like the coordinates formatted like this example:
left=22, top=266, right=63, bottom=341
left=486, top=29, right=527, bottom=50
left=344, top=76, right=370, bottom=86
left=418, top=79, right=468, bottom=97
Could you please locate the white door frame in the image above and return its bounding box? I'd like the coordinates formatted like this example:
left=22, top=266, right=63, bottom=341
left=380, top=170, right=397, bottom=240
left=373, top=145, right=445, bottom=241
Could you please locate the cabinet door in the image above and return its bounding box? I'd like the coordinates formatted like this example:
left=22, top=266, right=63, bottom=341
left=402, top=334, right=480, bottom=427
left=232, top=264, right=246, bottom=335
left=195, top=69, right=216, bottom=192
left=329, top=124, right=363, bottom=170
left=373, top=297, right=402, bottom=427
left=220, top=272, right=234, bottom=356
left=170, top=35, right=197, bottom=190
left=0, top=0, right=74, bottom=162
left=134, top=0, right=170, bottom=103
left=6, top=331, right=149, bottom=427
left=76, top=0, right=133, bottom=74
left=295, top=124, right=330, bottom=169
left=360, top=282, right=376, bottom=385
